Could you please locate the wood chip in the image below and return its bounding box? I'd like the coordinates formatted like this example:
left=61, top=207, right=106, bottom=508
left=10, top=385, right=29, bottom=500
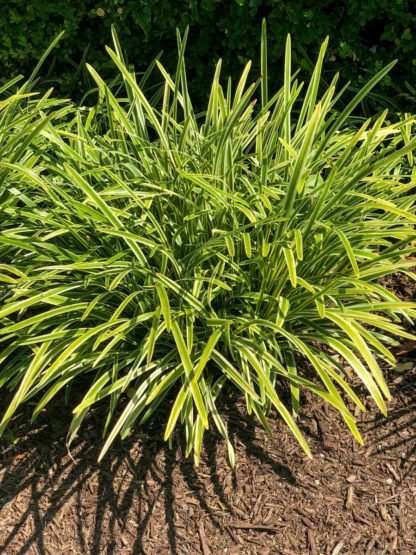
left=352, top=509, right=372, bottom=526
left=332, top=540, right=344, bottom=555
left=346, top=485, right=354, bottom=509
left=198, top=518, right=210, bottom=555
left=227, top=521, right=284, bottom=532
left=399, top=499, right=406, bottom=533
left=379, top=505, right=389, bottom=521
left=307, top=528, right=318, bottom=555
left=224, top=525, right=243, bottom=545
left=390, top=530, right=398, bottom=551
left=386, top=462, right=401, bottom=482
left=366, top=538, right=376, bottom=553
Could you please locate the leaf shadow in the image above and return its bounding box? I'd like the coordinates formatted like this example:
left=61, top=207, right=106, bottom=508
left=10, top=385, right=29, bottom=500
left=0, top=392, right=296, bottom=554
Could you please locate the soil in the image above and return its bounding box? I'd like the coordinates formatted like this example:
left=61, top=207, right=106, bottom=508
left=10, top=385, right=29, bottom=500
left=0, top=269, right=415, bottom=555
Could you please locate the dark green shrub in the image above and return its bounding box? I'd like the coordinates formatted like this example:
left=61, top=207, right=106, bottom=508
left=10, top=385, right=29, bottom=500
left=1, top=0, right=416, bottom=109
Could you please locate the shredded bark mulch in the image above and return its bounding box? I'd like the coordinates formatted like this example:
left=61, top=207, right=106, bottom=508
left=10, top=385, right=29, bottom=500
left=0, top=358, right=415, bottom=555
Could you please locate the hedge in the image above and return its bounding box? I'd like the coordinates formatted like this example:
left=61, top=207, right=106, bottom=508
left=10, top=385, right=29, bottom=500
left=1, top=0, right=416, bottom=107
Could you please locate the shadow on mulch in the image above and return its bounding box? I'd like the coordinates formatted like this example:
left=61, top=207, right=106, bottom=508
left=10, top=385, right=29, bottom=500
left=0, top=367, right=416, bottom=555
left=364, top=370, right=416, bottom=476
left=0, top=395, right=296, bottom=555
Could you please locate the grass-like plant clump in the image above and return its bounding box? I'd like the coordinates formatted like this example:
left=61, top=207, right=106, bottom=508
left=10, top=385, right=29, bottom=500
left=0, top=23, right=415, bottom=464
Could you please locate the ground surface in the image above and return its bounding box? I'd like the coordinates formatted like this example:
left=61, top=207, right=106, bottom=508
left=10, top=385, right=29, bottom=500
left=0, top=271, right=415, bottom=555
left=0, top=359, right=415, bottom=555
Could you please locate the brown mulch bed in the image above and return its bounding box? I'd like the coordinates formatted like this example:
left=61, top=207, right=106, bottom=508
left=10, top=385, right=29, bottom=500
left=1, top=268, right=415, bottom=555
left=0, top=360, right=415, bottom=555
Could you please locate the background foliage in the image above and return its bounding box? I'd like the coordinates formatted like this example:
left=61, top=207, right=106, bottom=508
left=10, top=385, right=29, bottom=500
left=1, top=0, right=416, bottom=107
